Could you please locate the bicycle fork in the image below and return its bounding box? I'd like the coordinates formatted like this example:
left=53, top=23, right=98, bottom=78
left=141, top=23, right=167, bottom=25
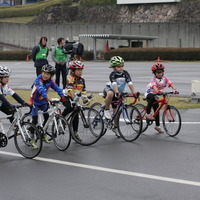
left=164, top=105, right=175, bottom=122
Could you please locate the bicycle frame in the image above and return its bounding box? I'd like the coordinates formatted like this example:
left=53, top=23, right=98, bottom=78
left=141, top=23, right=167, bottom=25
left=102, top=94, right=132, bottom=129
left=0, top=106, right=32, bottom=145
left=141, top=92, right=177, bottom=122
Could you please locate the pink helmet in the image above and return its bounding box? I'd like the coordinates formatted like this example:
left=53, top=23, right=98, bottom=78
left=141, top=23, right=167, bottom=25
left=69, top=61, right=84, bottom=69
left=151, top=62, right=165, bottom=73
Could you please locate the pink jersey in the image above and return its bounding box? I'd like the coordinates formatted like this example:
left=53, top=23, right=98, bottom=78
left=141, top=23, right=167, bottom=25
left=145, top=76, right=173, bottom=96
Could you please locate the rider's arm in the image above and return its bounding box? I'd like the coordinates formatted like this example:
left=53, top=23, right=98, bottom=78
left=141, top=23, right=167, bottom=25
left=128, top=83, right=135, bottom=94
left=170, top=83, right=177, bottom=90
left=12, top=93, right=25, bottom=105
left=0, top=94, right=12, bottom=107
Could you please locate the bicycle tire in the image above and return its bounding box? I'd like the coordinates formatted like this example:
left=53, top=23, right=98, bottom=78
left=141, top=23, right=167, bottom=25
left=90, top=102, right=107, bottom=136
left=90, top=102, right=103, bottom=113
left=14, top=122, right=42, bottom=159
left=117, top=105, right=142, bottom=142
left=135, top=103, right=149, bottom=133
left=162, top=105, right=181, bottom=137
left=21, top=113, right=32, bottom=123
left=69, top=107, right=104, bottom=146
left=52, top=115, right=71, bottom=151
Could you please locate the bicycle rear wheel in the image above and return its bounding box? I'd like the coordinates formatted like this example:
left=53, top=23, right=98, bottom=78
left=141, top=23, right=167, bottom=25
left=52, top=115, right=71, bottom=151
left=69, top=107, right=104, bottom=146
left=135, top=103, right=149, bottom=133
left=14, top=122, right=42, bottom=159
left=162, top=105, right=181, bottom=137
left=117, top=105, right=142, bottom=142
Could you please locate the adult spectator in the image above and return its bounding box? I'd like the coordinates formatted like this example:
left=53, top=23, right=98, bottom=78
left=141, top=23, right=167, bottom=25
left=52, top=37, right=69, bottom=89
left=32, top=37, right=49, bottom=76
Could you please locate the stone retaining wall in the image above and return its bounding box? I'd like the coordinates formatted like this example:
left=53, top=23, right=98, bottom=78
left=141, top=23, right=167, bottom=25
left=31, top=2, right=200, bottom=24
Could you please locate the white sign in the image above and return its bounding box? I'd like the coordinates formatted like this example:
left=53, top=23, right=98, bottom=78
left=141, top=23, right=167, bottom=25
left=117, top=0, right=181, bottom=4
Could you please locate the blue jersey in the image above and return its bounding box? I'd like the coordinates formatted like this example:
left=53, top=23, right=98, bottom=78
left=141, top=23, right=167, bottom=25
left=106, top=70, right=133, bottom=93
left=30, top=74, right=64, bottom=106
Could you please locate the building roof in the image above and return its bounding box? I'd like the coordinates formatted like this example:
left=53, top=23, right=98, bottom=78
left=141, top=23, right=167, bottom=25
left=79, top=34, right=158, bottom=40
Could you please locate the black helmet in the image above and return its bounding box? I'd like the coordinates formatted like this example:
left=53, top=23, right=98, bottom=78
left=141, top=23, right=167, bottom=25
left=42, top=64, right=55, bottom=75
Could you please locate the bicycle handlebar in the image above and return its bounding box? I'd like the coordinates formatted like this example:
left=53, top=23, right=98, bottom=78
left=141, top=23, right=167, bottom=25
left=155, top=91, right=179, bottom=96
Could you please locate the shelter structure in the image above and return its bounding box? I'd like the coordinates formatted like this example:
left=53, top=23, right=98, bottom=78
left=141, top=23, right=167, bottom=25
left=79, top=34, right=158, bottom=59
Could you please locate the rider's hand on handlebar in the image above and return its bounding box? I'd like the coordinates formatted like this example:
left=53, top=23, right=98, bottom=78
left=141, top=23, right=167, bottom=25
left=115, top=92, right=121, bottom=98
left=173, top=90, right=179, bottom=94
left=157, top=90, right=162, bottom=94
left=132, top=93, right=138, bottom=98
left=60, top=96, right=68, bottom=107
left=21, top=102, right=29, bottom=107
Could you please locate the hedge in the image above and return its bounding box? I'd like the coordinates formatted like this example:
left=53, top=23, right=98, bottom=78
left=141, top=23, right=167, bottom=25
left=0, top=50, right=94, bottom=61
left=104, top=48, right=200, bottom=61
left=0, top=50, right=31, bottom=60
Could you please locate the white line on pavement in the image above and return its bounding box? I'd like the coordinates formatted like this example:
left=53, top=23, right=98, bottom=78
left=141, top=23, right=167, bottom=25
left=1, top=150, right=200, bottom=187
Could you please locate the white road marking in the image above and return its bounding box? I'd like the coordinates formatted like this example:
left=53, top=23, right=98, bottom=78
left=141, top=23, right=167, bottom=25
left=1, top=150, right=200, bottom=187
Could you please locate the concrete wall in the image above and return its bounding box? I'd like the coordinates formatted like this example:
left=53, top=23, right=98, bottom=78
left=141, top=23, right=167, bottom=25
left=0, top=22, right=200, bottom=51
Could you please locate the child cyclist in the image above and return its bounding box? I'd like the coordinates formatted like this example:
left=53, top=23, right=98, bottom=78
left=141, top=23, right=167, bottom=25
left=62, top=61, right=88, bottom=142
left=0, top=65, right=28, bottom=123
left=103, top=56, right=137, bottom=137
left=30, top=64, right=68, bottom=148
left=145, top=62, right=179, bottom=133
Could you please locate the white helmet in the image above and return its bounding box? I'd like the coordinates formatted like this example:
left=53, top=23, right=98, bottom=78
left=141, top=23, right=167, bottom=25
left=0, top=66, right=11, bottom=77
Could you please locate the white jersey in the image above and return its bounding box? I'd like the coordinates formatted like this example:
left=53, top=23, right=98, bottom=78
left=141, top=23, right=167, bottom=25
left=0, top=83, right=15, bottom=106
left=145, top=75, right=173, bottom=97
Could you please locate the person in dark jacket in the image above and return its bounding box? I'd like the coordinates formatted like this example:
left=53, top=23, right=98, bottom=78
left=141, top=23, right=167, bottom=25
left=32, top=37, right=49, bottom=76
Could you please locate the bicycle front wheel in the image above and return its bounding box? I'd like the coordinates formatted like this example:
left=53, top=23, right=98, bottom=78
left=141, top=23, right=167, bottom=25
left=162, top=105, right=181, bottom=137
left=69, top=107, right=104, bottom=146
left=135, top=103, right=149, bottom=133
left=118, top=105, right=142, bottom=142
left=14, top=122, right=42, bottom=159
left=52, top=115, right=71, bottom=151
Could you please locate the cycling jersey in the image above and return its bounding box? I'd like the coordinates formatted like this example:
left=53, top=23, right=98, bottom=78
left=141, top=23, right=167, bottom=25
left=106, top=70, right=133, bottom=93
left=0, top=82, right=25, bottom=107
left=145, top=75, right=173, bottom=96
left=30, top=74, right=64, bottom=106
left=66, top=75, right=86, bottom=94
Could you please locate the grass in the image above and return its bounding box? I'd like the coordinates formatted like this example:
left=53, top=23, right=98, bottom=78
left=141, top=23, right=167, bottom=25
left=0, top=0, right=72, bottom=19
left=6, top=90, right=200, bottom=110
left=0, top=16, right=35, bottom=23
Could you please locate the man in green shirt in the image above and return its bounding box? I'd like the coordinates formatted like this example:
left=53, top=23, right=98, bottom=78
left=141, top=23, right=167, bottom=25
left=52, top=37, right=69, bottom=89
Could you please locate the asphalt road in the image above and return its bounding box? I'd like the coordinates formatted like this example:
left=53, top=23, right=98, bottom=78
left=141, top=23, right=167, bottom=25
left=0, top=61, right=200, bottom=200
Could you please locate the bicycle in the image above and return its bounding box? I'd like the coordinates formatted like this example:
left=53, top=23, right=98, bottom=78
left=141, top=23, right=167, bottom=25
left=63, top=92, right=104, bottom=146
left=90, top=92, right=142, bottom=142
left=0, top=105, right=42, bottom=159
left=135, top=92, right=181, bottom=136
left=21, top=99, right=71, bottom=151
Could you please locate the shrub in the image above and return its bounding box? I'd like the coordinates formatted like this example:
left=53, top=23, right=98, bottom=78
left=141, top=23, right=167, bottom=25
left=82, top=51, right=93, bottom=60
left=104, top=48, right=200, bottom=61
left=0, top=50, right=31, bottom=60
